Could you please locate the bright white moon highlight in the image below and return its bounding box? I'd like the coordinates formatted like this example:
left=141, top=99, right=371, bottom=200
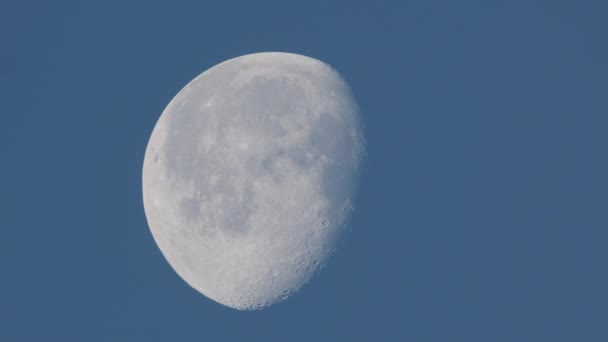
left=142, top=52, right=365, bottom=310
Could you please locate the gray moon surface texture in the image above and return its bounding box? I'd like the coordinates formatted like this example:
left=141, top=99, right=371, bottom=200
left=142, top=52, right=366, bottom=310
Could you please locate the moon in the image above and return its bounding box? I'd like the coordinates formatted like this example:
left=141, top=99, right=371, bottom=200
left=142, top=52, right=365, bottom=310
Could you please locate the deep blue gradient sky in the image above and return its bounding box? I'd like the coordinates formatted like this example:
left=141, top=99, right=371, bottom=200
left=2, top=1, right=607, bottom=341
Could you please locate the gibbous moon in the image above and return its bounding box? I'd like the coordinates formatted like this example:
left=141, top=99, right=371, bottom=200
left=142, top=52, right=365, bottom=310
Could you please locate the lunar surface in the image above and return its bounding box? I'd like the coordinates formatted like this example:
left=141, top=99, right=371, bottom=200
left=142, top=52, right=365, bottom=310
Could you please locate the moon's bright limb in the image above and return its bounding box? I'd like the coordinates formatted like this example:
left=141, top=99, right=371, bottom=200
left=142, top=52, right=365, bottom=310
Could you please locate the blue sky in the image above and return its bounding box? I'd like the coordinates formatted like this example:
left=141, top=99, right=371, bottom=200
left=2, top=0, right=607, bottom=341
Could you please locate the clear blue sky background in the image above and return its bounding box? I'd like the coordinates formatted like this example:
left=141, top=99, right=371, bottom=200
left=2, top=0, right=607, bottom=341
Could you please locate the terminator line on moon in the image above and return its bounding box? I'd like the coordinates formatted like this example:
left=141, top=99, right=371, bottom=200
left=142, top=52, right=366, bottom=310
